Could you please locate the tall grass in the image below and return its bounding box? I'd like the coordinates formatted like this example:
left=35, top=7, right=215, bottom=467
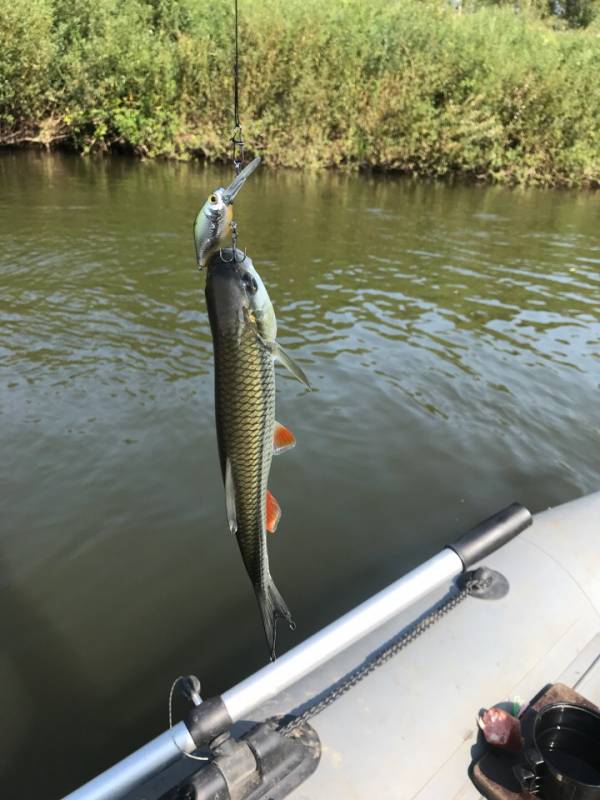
left=1, top=0, right=599, bottom=186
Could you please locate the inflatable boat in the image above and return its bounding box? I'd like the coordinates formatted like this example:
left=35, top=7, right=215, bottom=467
left=64, top=491, right=600, bottom=800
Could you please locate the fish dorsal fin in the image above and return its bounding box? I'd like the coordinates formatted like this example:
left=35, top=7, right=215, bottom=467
left=266, top=490, right=281, bottom=534
left=273, top=421, right=296, bottom=455
left=225, top=459, right=238, bottom=535
left=274, top=343, right=311, bottom=389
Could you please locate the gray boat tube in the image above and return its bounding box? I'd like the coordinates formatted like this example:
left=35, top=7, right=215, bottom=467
left=62, top=502, right=531, bottom=800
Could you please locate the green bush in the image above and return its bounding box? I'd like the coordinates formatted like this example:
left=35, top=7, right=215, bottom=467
left=563, top=0, right=600, bottom=28
left=0, top=0, right=599, bottom=186
left=0, top=0, right=55, bottom=135
left=50, top=0, right=181, bottom=154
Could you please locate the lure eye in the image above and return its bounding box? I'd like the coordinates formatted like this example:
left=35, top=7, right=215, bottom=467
left=209, top=194, right=218, bottom=204
left=242, top=273, right=258, bottom=294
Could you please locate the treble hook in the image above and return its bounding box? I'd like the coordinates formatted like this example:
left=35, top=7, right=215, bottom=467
left=219, top=220, right=246, bottom=263
left=219, top=246, right=247, bottom=263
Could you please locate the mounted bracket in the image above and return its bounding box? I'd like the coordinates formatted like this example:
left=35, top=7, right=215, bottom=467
left=463, top=566, right=510, bottom=600
left=162, top=720, right=320, bottom=800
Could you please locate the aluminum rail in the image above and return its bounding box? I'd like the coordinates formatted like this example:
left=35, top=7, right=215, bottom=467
left=222, top=548, right=463, bottom=721
left=63, top=723, right=196, bottom=800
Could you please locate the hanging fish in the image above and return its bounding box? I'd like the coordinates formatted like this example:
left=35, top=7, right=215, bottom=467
left=193, top=157, right=261, bottom=267
left=205, top=249, right=310, bottom=659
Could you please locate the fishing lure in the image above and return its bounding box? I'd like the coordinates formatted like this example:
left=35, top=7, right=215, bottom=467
left=193, top=157, right=261, bottom=267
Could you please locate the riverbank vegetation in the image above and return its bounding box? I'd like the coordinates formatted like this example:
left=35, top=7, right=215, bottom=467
left=1, top=0, right=599, bottom=186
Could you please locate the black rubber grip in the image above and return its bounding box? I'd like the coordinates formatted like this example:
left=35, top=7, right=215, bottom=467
left=448, top=502, right=532, bottom=569
left=186, top=696, right=233, bottom=747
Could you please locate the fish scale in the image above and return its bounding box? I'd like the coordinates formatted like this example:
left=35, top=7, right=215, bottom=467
left=214, top=321, right=275, bottom=599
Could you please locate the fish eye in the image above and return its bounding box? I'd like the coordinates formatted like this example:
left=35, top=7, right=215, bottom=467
left=242, top=273, right=258, bottom=294
left=209, top=193, right=218, bottom=204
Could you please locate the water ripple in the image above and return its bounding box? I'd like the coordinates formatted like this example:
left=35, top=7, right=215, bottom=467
left=1, top=154, right=599, bottom=798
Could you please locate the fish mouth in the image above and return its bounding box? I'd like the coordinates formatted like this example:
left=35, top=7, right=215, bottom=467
left=206, top=249, right=251, bottom=274
left=205, top=251, right=257, bottom=297
left=205, top=252, right=252, bottom=331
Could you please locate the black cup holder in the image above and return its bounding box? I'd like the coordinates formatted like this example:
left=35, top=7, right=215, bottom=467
left=514, top=703, right=600, bottom=798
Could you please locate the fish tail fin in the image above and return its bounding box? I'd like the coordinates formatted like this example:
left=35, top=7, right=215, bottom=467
left=256, top=578, right=295, bottom=661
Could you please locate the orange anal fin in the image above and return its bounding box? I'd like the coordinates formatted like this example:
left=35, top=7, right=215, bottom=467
left=273, top=421, right=296, bottom=455
left=266, top=490, right=282, bottom=534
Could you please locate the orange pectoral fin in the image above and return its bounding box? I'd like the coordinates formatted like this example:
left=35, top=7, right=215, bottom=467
left=266, top=490, right=282, bottom=534
left=273, top=421, right=296, bottom=455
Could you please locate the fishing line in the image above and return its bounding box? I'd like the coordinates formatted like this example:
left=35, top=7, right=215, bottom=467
left=233, top=0, right=241, bottom=131
left=225, top=0, right=249, bottom=262
left=231, top=0, right=244, bottom=174
left=168, top=676, right=210, bottom=761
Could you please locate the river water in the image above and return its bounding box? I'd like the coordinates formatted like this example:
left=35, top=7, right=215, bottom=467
left=1, top=152, right=599, bottom=796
